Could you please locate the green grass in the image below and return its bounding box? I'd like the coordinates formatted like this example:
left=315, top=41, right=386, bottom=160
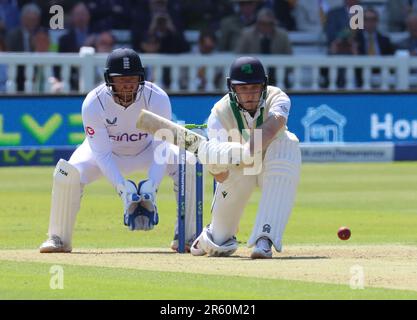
left=1, top=260, right=417, bottom=300
left=1, top=163, right=417, bottom=249
left=1, top=162, right=417, bottom=299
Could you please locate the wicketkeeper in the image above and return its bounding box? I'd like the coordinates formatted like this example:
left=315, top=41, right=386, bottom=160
left=191, top=56, right=301, bottom=259
left=40, top=48, right=198, bottom=253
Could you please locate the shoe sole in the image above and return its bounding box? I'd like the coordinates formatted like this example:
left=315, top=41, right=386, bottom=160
left=250, top=250, right=272, bottom=259
left=40, top=247, right=72, bottom=253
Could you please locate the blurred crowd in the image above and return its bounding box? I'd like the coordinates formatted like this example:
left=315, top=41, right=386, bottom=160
left=0, top=0, right=415, bottom=92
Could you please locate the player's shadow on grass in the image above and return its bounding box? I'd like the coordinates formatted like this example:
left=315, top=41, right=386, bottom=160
left=234, top=256, right=329, bottom=260
left=273, top=256, right=329, bottom=260
left=71, top=250, right=177, bottom=255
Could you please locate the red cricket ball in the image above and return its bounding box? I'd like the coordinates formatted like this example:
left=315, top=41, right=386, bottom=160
left=338, top=226, right=351, bottom=240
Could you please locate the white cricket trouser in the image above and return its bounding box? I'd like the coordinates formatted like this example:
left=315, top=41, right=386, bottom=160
left=210, top=130, right=301, bottom=252
left=47, top=139, right=197, bottom=246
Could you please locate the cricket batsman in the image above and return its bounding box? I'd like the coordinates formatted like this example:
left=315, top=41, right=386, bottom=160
left=40, top=48, right=197, bottom=253
left=191, top=56, right=301, bottom=259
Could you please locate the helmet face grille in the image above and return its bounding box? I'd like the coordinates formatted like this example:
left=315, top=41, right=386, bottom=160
left=227, top=57, right=268, bottom=112
left=103, top=48, right=145, bottom=106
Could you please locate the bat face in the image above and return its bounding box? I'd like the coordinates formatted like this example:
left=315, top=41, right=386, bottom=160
left=136, top=109, right=207, bottom=154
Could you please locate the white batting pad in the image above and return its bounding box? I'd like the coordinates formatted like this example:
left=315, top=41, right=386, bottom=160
left=48, top=159, right=82, bottom=250
left=248, top=132, right=301, bottom=252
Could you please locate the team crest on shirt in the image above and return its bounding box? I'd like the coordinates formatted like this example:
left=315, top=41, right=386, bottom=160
left=106, top=117, right=118, bottom=127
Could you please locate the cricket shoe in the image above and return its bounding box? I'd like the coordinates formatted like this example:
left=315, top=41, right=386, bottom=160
left=190, top=235, right=206, bottom=256
left=250, top=237, right=272, bottom=259
left=170, top=234, right=192, bottom=253
left=39, top=235, right=72, bottom=253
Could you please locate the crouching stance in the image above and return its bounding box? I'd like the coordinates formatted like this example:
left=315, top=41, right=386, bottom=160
left=40, top=48, right=197, bottom=253
left=191, top=57, right=301, bottom=259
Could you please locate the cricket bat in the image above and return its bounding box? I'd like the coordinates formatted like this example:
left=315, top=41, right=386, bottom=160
left=136, top=109, right=207, bottom=153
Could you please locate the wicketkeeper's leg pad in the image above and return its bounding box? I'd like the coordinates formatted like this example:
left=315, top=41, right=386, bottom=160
left=47, top=159, right=82, bottom=250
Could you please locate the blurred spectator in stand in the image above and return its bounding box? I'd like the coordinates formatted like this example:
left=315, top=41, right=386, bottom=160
left=181, top=0, right=233, bottom=31
left=0, top=0, right=20, bottom=36
left=273, top=0, right=296, bottom=31
left=140, top=12, right=190, bottom=81
left=321, top=0, right=359, bottom=89
left=58, top=2, right=94, bottom=52
left=131, top=0, right=184, bottom=51
left=294, top=0, right=342, bottom=32
left=84, top=0, right=131, bottom=32
left=139, top=12, right=190, bottom=89
left=325, top=0, right=359, bottom=47
left=94, top=31, right=115, bottom=53
left=329, top=29, right=358, bottom=55
left=193, top=29, right=223, bottom=91
left=140, top=13, right=189, bottom=54
left=383, top=0, right=417, bottom=32
left=397, top=13, right=417, bottom=89
left=18, top=1, right=74, bottom=29
left=0, top=36, right=7, bottom=92
left=355, top=8, right=395, bottom=56
left=57, top=2, right=94, bottom=91
left=196, top=30, right=217, bottom=54
left=6, top=3, right=41, bottom=91
left=397, top=13, right=417, bottom=55
left=354, top=8, right=395, bottom=88
left=236, top=7, right=292, bottom=87
left=93, top=31, right=115, bottom=84
left=235, top=7, right=292, bottom=54
left=218, top=0, right=262, bottom=52
left=328, top=29, right=358, bottom=88
left=6, top=2, right=40, bottom=51
left=32, top=28, right=51, bottom=93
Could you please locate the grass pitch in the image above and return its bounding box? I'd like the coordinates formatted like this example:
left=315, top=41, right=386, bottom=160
left=1, top=162, right=417, bottom=299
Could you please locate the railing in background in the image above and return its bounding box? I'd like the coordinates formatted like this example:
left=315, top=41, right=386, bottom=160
left=0, top=51, right=415, bottom=94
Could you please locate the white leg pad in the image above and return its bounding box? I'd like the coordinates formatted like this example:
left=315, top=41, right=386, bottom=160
left=248, top=132, right=301, bottom=252
left=48, top=159, right=81, bottom=250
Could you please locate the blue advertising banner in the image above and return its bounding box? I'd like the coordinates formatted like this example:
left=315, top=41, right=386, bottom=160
left=1, top=93, right=416, bottom=148
left=289, top=94, right=417, bottom=144
left=0, top=146, right=74, bottom=167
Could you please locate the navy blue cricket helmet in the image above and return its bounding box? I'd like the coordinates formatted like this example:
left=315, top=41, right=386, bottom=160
left=227, top=56, right=268, bottom=109
left=104, top=48, right=145, bottom=87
